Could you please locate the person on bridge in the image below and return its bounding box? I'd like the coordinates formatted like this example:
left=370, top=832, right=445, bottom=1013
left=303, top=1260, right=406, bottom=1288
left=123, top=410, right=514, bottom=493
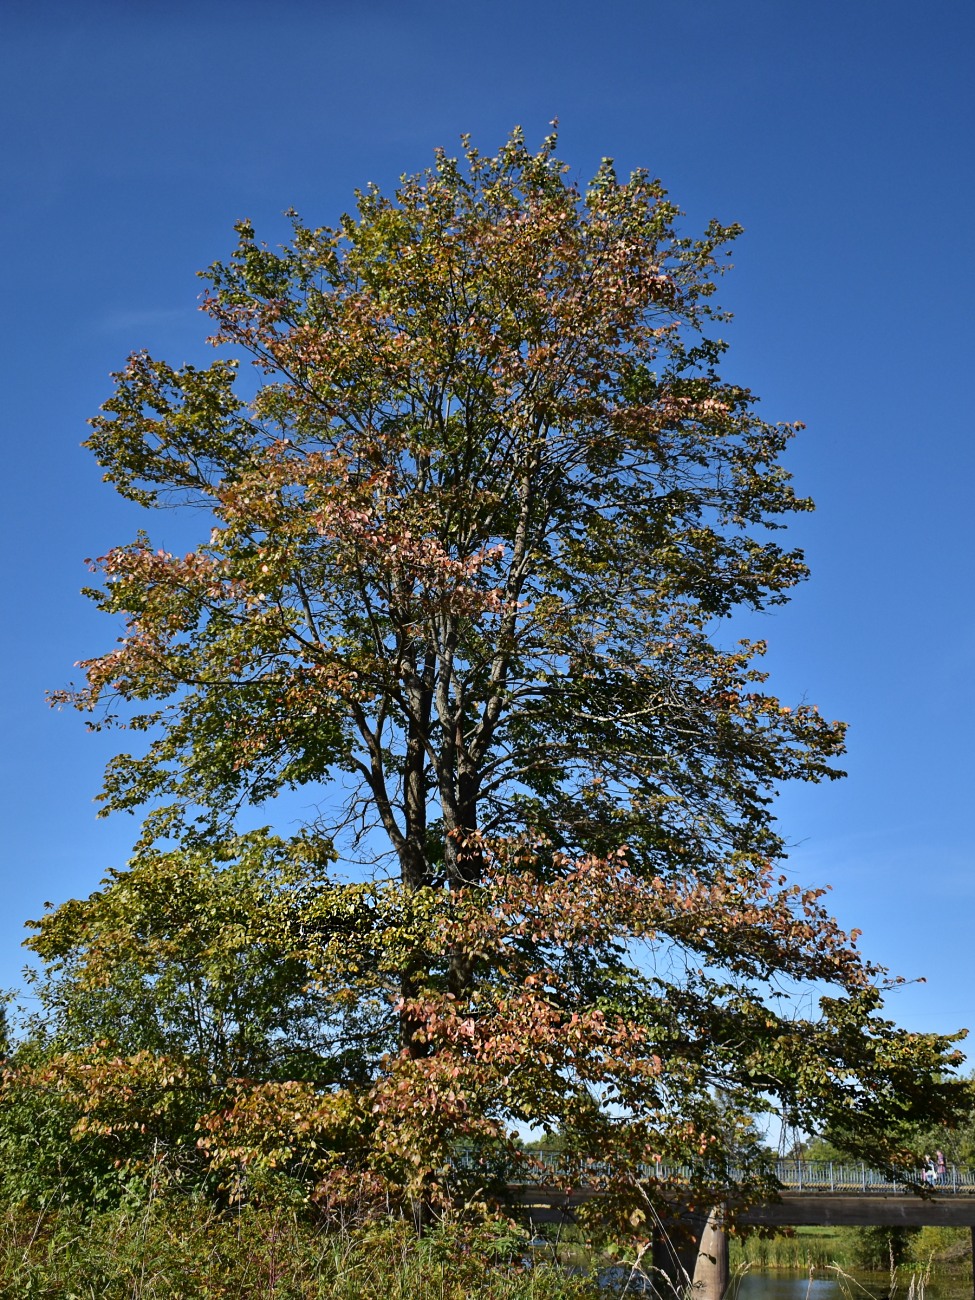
left=936, top=1150, right=947, bottom=1184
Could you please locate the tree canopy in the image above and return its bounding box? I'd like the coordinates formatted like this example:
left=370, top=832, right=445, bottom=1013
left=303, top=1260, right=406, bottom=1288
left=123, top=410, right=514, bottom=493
left=19, top=128, right=964, bottom=1222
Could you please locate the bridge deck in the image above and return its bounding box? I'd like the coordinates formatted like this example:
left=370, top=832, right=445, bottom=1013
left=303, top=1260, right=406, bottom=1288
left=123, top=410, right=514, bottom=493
left=508, top=1186, right=975, bottom=1228
left=743, top=1193, right=975, bottom=1228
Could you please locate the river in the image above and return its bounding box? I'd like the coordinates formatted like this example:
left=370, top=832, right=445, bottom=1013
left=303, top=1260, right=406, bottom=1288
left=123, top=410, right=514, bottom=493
left=734, top=1274, right=972, bottom=1300
left=592, top=1269, right=973, bottom=1298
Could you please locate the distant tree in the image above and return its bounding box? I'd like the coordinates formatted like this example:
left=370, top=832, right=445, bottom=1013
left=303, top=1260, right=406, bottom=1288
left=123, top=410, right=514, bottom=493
left=31, top=128, right=964, bottom=1220
left=850, top=1225, right=920, bottom=1271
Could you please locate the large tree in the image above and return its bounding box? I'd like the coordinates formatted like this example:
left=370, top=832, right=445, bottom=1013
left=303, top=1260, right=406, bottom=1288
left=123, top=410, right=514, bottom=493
left=34, top=128, right=963, bottom=1216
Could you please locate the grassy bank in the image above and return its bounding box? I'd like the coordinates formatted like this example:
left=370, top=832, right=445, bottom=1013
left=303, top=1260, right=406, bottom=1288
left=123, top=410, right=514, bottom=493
left=0, top=1202, right=611, bottom=1300
left=731, top=1226, right=974, bottom=1276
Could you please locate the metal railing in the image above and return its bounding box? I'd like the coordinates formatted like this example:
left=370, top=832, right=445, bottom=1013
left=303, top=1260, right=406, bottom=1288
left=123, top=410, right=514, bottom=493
left=497, top=1153, right=975, bottom=1194
left=771, top=1159, right=975, bottom=1194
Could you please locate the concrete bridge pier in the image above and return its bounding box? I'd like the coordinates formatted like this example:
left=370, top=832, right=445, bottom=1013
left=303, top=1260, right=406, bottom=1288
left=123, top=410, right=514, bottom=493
left=652, top=1206, right=728, bottom=1300
left=692, top=1208, right=730, bottom=1300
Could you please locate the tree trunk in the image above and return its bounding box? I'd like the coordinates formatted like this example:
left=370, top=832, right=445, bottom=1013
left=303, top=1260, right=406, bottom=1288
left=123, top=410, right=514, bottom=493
left=445, top=766, right=482, bottom=998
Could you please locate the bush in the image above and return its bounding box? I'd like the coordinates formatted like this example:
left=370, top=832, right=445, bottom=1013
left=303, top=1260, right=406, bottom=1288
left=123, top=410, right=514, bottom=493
left=849, top=1225, right=920, bottom=1271
left=0, top=1201, right=603, bottom=1298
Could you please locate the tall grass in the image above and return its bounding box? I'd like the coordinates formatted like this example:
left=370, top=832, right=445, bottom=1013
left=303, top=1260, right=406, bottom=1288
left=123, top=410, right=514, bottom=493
left=6, top=1203, right=970, bottom=1295
left=732, top=1226, right=973, bottom=1277
left=731, top=1228, right=854, bottom=1272
left=0, top=1202, right=604, bottom=1299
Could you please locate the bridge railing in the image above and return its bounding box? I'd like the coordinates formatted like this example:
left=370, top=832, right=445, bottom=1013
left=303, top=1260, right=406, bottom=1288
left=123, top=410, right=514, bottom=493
left=771, top=1160, right=975, bottom=1194
left=503, top=1153, right=975, bottom=1194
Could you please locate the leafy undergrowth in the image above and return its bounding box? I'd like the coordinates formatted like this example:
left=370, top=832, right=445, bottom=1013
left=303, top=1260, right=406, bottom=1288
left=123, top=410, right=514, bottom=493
left=0, top=1203, right=607, bottom=1299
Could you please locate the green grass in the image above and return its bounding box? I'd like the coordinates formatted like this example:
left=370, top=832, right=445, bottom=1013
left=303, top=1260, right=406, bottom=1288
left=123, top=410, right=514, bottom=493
left=0, top=1202, right=610, bottom=1299
left=732, top=1226, right=856, bottom=1272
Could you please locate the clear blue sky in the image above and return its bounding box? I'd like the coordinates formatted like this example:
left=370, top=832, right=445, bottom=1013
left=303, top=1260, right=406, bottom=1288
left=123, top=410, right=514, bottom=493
left=2, top=0, right=972, bottom=1047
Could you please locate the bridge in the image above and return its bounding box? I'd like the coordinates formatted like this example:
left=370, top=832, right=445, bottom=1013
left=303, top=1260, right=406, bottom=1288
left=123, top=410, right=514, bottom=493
left=508, top=1161, right=975, bottom=1300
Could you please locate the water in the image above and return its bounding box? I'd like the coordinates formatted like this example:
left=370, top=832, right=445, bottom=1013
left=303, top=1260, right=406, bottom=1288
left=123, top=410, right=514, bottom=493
left=732, top=1275, right=972, bottom=1300
left=736, top=1278, right=887, bottom=1300
left=592, top=1269, right=973, bottom=1299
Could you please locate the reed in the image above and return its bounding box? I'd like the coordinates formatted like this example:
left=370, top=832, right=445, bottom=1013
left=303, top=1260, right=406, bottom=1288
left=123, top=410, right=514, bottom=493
left=731, top=1227, right=856, bottom=1271
left=732, top=1225, right=973, bottom=1278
